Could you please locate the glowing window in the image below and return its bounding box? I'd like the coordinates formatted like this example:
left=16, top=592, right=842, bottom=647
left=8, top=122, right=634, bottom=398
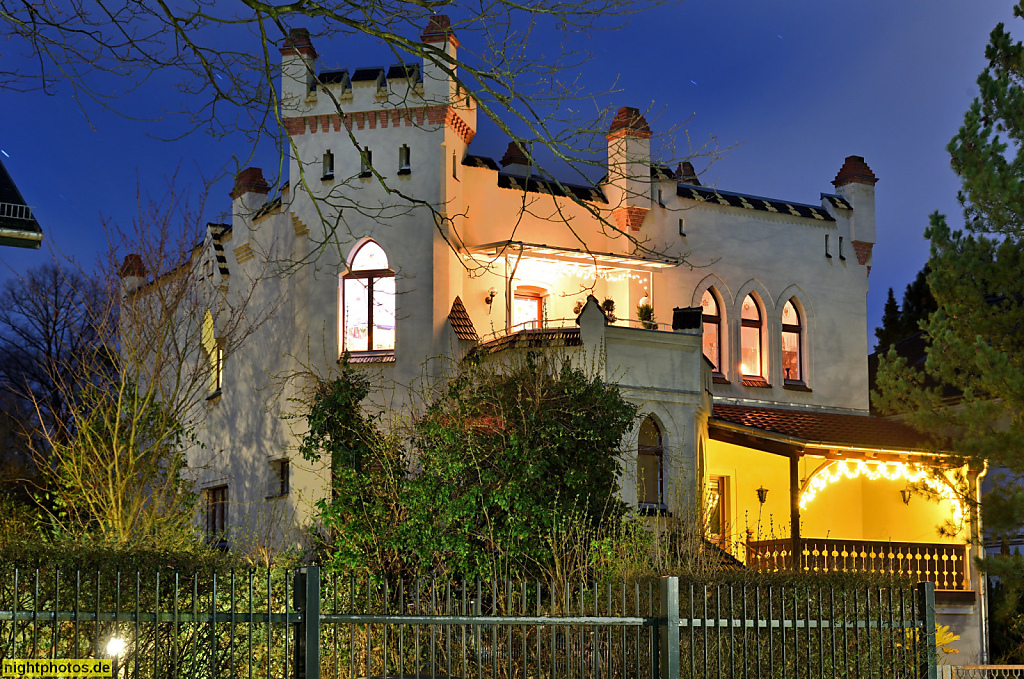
left=513, top=288, right=544, bottom=330
left=740, top=294, right=762, bottom=377
left=341, top=241, right=395, bottom=353
left=782, top=299, right=802, bottom=382
left=700, top=289, right=721, bottom=372
left=202, top=309, right=224, bottom=394
left=638, top=416, right=664, bottom=507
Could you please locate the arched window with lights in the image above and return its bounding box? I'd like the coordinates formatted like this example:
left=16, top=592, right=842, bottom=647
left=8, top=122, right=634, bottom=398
left=782, top=299, right=803, bottom=383
left=740, top=294, right=763, bottom=377
left=638, top=416, right=664, bottom=509
left=340, top=241, right=395, bottom=354
left=700, top=289, right=722, bottom=373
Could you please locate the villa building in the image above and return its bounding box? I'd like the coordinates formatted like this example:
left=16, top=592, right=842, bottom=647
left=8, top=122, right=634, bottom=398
left=119, top=18, right=988, bottom=660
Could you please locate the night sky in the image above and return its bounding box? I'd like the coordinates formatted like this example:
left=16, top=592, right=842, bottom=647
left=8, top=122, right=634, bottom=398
left=0, top=1, right=1017, bottom=340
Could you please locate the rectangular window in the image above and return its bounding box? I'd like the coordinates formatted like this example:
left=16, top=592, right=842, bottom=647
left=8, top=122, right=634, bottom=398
left=782, top=329, right=801, bottom=381
left=322, top=150, right=334, bottom=179
left=360, top=147, right=372, bottom=177
left=398, top=145, right=411, bottom=173
left=740, top=326, right=761, bottom=376
left=268, top=459, right=290, bottom=498
left=206, top=485, right=228, bottom=547
left=708, top=475, right=728, bottom=547
left=513, top=294, right=543, bottom=330
left=638, top=451, right=662, bottom=506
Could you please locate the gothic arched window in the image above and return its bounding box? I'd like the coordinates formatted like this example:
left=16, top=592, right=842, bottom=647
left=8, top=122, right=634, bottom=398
left=340, top=241, right=395, bottom=354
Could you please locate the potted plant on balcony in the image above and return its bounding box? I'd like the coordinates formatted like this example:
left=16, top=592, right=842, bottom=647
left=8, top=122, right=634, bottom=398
left=637, top=301, right=657, bottom=329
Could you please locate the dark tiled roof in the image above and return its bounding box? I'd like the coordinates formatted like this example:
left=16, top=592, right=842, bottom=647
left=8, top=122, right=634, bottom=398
left=351, top=67, right=384, bottom=83
left=711, top=404, right=936, bottom=452
left=463, top=154, right=500, bottom=171
left=318, top=70, right=350, bottom=86
left=386, top=63, right=420, bottom=81
left=741, top=376, right=771, bottom=388
left=496, top=173, right=607, bottom=203
left=448, top=296, right=478, bottom=341
left=481, top=327, right=581, bottom=353
left=678, top=185, right=836, bottom=222
left=820, top=193, right=853, bottom=210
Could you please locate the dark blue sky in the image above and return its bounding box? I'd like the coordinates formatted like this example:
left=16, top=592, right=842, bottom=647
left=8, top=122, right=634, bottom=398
left=0, top=1, right=1017, bottom=339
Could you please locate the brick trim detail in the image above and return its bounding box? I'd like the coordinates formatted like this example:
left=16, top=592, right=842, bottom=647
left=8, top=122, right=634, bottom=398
left=851, top=240, right=873, bottom=266
left=283, top=105, right=475, bottom=144
left=612, top=206, right=649, bottom=232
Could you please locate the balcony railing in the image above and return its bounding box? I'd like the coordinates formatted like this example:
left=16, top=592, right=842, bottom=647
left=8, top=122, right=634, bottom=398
left=746, top=537, right=970, bottom=591
left=0, top=202, right=33, bottom=221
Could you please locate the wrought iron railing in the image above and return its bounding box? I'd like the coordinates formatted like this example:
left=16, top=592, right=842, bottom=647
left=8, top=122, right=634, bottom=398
left=746, top=538, right=970, bottom=591
left=0, top=566, right=938, bottom=679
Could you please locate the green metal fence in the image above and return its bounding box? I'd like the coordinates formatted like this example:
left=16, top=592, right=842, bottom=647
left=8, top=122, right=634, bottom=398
left=0, top=566, right=937, bottom=679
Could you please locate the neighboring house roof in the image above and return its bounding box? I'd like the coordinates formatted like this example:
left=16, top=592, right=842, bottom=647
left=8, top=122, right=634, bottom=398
left=678, top=184, right=837, bottom=222
left=711, top=403, right=936, bottom=453
left=447, top=296, right=479, bottom=341
left=480, top=327, right=582, bottom=353
left=0, top=159, right=43, bottom=249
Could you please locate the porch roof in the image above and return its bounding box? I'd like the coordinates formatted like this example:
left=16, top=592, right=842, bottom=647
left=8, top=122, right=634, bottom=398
left=710, top=404, right=939, bottom=454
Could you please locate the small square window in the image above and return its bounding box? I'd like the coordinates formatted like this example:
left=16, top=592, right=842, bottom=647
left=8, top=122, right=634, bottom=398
left=267, top=458, right=290, bottom=498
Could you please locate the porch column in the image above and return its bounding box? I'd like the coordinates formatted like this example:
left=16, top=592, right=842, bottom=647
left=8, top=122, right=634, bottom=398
left=789, top=451, right=802, bottom=570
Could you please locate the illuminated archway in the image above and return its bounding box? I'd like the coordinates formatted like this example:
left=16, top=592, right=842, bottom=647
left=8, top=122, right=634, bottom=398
left=799, top=459, right=963, bottom=524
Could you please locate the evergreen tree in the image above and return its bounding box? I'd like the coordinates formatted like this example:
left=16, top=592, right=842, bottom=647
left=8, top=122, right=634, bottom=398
left=874, top=3, right=1024, bottom=659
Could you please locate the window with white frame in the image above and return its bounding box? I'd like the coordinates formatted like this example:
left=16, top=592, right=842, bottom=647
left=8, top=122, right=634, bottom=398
left=202, top=310, right=224, bottom=395
left=205, top=485, right=228, bottom=547
left=340, top=241, right=395, bottom=354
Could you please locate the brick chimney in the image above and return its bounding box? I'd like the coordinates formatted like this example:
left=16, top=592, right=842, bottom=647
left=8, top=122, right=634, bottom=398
left=675, top=161, right=700, bottom=186
left=500, top=141, right=531, bottom=176
left=605, top=107, right=652, bottom=232
left=832, top=156, right=877, bottom=267
left=231, top=167, right=270, bottom=222
left=118, top=254, right=147, bottom=293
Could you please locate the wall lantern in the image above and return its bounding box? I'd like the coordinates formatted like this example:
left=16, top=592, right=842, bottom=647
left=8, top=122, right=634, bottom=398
left=900, top=489, right=912, bottom=505
left=756, top=486, right=769, bottom=504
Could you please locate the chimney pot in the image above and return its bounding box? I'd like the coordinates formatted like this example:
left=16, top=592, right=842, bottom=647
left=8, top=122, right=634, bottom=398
left=500, top=142, right=530, bottom=168
left=421, top=15, right=458, bottom=45
left=675, top=161, right=700, bottom=185
left=119, top=254, right=146, bottom=279
left=607, top=106, right=652, bottom=138
left=280, top=27, right=317, bottom=57
left=231, top=167, right=271, bottom=200
left=832, top=155, right=878, bottom=187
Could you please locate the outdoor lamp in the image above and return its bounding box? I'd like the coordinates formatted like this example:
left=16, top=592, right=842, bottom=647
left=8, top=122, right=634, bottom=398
left=756, top=486, right=769, bottom=504
left=900, top=489, right=912, bottom=505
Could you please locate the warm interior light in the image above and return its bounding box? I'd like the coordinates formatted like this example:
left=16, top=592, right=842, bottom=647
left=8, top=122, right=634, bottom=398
left=740, top=364, right=749, bottom=374
left=106, top=637, right=126, bottom=657
left=800, top=459, right=962, bottom=524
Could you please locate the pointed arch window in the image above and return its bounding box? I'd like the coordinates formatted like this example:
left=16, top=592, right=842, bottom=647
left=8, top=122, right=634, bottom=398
left=700, top=289, right=722, bottom=372
left=341, top=241, right=395, bottom=354
left=740, top=294, right=762, bottom=377
left=638, top=416, right=665, bottom=509
left=782, top=299, right=803, bottom=382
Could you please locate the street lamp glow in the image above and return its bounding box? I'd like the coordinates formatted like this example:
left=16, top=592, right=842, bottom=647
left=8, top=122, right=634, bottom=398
left=106, top=637, right=126, bottom=657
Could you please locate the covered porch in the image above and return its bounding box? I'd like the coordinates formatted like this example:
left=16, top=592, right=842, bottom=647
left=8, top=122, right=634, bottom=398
left=706, top=404, right=978, bottom=597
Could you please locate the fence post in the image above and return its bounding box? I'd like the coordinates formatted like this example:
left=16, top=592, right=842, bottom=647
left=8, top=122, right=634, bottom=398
left=659, top=576, right=680, bottom=679
left=916, top=581, right=937, bottom=679
left=294, top=566, right=321, bottom=679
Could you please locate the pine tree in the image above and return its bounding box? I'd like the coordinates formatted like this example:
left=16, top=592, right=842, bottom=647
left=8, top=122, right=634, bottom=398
left=874, top=3, right=1024, bottom=659
left=874, top=288, right=903, bottom=352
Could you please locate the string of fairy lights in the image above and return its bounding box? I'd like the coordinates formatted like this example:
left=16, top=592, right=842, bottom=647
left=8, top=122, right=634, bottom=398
left=799, top=459, right=964, bottom=525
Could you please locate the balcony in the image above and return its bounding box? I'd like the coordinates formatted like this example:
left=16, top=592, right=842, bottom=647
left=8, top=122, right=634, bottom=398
left=746, top=537, right=970, bottom=591
left=0, top=202, right=33, bottom=221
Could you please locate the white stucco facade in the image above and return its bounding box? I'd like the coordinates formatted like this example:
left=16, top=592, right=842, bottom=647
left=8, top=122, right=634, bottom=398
left=125, top=20, right=986, bottom=661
